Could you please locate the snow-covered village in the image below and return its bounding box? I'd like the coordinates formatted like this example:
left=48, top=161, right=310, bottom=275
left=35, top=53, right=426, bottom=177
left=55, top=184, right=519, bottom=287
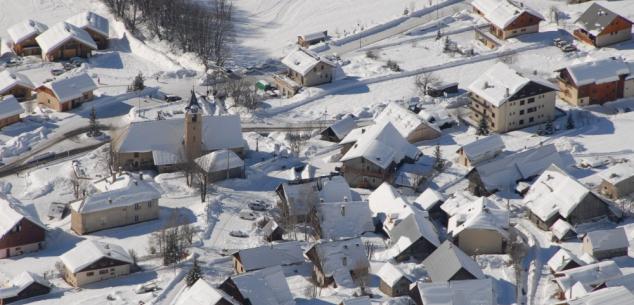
left=2, top=0, right=634, bottom=304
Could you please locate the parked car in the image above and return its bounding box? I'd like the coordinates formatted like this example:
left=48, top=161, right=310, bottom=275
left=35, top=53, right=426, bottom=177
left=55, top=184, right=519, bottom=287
left=6, top=57, right=22, bottom=67
left=562, top=45, right=577, bottom=53
left=62, top=62, right=74, bottom=71
left=69, top=57, right=85, bottom=67
left=50, top=68, right=64, bottom=76
left=239, top=210, right=258, bottom=220
left=135, top=282, right=160, bottom=294
left=248, top=200, right=268, bottom=211
left=164, top=94, right=182, bottom=102
left=229, top=230, right=249, bottom=238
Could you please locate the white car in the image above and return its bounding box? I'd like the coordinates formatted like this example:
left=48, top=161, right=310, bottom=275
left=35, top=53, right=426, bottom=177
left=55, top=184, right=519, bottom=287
left=230, top=230, right=249, bottom=238
left=248, top=200, right=268, bottom=211
left=239, top=210, right=257, bottom=220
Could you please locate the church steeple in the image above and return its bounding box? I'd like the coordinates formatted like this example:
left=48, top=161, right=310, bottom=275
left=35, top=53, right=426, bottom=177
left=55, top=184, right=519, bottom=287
left=186, top=89, right=200, bottom=113
left=184, top=89, right=202, bottom=159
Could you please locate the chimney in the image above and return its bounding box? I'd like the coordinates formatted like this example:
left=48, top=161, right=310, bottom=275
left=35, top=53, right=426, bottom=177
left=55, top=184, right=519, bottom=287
left=320, top=197, right=325, bottom=203
left=343, top=196, right=348, bottom=202
left=505, top=88, right=510, bottom=97
left=139, top=173, right=143, bottom=180
left=341, top=205, right=346, bottom=216
left=108, top=198, right=112, bottom=204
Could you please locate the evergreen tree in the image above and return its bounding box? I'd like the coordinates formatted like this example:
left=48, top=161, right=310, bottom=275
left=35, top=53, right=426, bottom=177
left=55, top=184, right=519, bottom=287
left=433, top=145, right=445, bottom=172
left=186, top=257, right=202, bottom=287
left=132, top=72, right=145, bottom=91
left=566, top=112, right=575, bottom=130
left=88, top=107, right=101, bottom=137
left=476, top=116, right=489, bottom=136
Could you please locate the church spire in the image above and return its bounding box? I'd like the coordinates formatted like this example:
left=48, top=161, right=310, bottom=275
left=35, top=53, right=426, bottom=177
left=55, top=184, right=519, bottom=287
left=186, top=89, right=199, bottom=113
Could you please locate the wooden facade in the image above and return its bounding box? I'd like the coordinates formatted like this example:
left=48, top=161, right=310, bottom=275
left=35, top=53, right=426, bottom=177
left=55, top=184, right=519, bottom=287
left=42, top=39, right=94, bottom=62
left=0, top=84, right=32, bottom=101
left=12, top=37, right=41, bottom=56
left=64, top=256, right=131, bottom=287
left=0, top=115, right=21, bottom=129
left=379, top=277, right=412, bottom=297
left=0, top=282, right=50, bottom=305
left=574, top=16, right=632, bottom=48
left=557, top=68, right=626, bottom=106
left=36, top=86, right=94, bottom=112
left=341, top=158, right=397, bottom=189
left=0, top=218, right=45, bottom=259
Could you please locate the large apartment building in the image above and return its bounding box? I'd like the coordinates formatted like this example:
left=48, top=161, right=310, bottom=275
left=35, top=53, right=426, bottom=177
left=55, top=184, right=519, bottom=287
left=467, top=62, right=558, bottom=133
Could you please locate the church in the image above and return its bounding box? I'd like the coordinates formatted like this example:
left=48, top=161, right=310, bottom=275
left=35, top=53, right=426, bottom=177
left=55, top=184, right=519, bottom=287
left=113, top=91, right=245, bottom=172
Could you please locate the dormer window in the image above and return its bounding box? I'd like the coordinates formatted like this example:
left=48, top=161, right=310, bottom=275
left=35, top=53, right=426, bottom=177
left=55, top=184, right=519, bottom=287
left=11, top=224, right=22, bottom=233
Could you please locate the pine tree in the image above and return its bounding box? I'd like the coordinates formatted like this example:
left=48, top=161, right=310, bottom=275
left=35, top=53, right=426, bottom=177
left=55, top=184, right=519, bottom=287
left=88, top=107, right=101, bottom=137
left=566, top=112, right=575, bottom=130
left=433, top=145, right=445, bottom=172
left=186, top=257, right=202, bottom=287
left=476, top=116, right=489, bottom=136
left=132, top=72, right=145, bottom=91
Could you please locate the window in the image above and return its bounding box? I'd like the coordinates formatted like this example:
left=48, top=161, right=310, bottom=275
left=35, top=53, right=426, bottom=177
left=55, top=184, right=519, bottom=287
left=528, top=98, right=535, bottom=103
left=491, top=113, right=495, bottom=118
left=342, top=257, right=347, bottom=266
left=520, top=100, right=525, bottom=106
left=134, top=152, right=139, bottom=158
left=99, top=269, right=109, bottom=275
left=10, top=224, right=21, bottom=233
left=519, top=120, right=524, bottom=125
left=148, top=201, right=152, bottom=207
left=135, top=215, right=140, bottom=222
left=529, top=117, right=534, bottom=123
left=527, top=107, right=537, bottom=113
left=519, top=110, right=525, bottom=115
left=135, top=203, right=141, bottom=210
left=87, top=272, right=94, bottom=276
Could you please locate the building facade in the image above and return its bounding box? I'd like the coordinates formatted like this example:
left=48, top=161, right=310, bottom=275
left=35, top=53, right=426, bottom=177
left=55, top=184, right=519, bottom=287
left=574, top=3, right=633, bottom=48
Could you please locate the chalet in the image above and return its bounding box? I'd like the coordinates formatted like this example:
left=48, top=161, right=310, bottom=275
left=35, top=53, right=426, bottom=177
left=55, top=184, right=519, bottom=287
left=409, top=279, right=495, bottom=305
left=297, top=31, right=327, bottom=48
left=456, top=134, right=505, bottom=168
left=36, top=73, right=97, bottom=111
left=304, top=237, right=370, bottom=288
left=219, top=266, right=295, bottom=305
left=555, top=260, right=623, bottom=300
left=582, top=226, right=632, bottom=260
left=367, top=182, right=415, bottom=233
left=0, top=272, right=51, bottom=305
left=66, top=12, right=109, bottom=49
left=195, top=149, right=246, bottom=183
left=447, top=197, right=510, bottom=255
left=0, top=197, right=46, bottom=258
left=175, top=278, right=239, bottom=305
left=0, top=70, right=35, bottom=100
left=276, top=175, right=352, bottom=223
left=555, top=57, right=634, bottom=106
left=414, top=188, right=447, bottom=224
left=467, top=144, right=562, bottom=196
left=547, top=248, right=584, bottom=275
left=568, top=286, right=634, bottom=305
left=35, top=22, right=97, bottom=61
left=0, top=96, right=24, bottom=129
left=60, top=240, right=134, bottom=287
left=376, top=263, right=413, bottom=297
left=7, top=20, right=48, bottom=56
left=422, top=241, right=485, bottom=282
left=274, top=48, right=335, bottom=97
left=231, top=241, right=305, bottom=274
left=340, top=121, right=421, bottom=189
left=320, top=114, right=358, bottom=142
left=70, top=175, right=161, bottom=235
left=374, top=102, right=441, bottom=143
left=574, top=3, right=633, bottom=48
left=598, top=163, right=634, bottom=200
left=114, top=92, right=245, bottom=172
left=388, top=213, right=440, bottom=262
left=261, top=219, right=284, bottom=242
left=312, top=200, right=374, bottom=240
left=468, top=62, right=558, bottom=133
left=550, top=219, right=577, bottom=242
left=525, top=164, right=616, bottom=230
left=471, top=0, right=544, bottom=40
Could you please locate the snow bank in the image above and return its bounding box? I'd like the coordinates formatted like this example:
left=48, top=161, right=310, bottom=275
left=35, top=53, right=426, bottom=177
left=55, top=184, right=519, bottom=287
left=154, top=172, right=196, bottom=198
left=0, top=126, right=49, bottom=159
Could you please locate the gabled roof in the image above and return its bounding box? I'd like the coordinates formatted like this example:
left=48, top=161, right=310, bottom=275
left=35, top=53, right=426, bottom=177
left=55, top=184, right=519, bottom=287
left=550, top=218, right=575, bottom=241
left=176, top=279, right=238, bottom=305
left=0, top=95, right=24, bottom=120
left=340, top=121, right=420, bottom=169
left=234, top=241, right=305, bottom=272
left=375, top=102, right=441, bottom=141
left=423, top=241, right=485, bottom=282
left=0, top=196, right=45, bottom=240
left=0, top=39, right=14, bottom=57
left=472, top=144, right=562, bottom=193
left=60, top=240, right=133, bottom=273
left=195, top=149, right=244, bottom=173
left=459, top=134, right=505, bottom=165
left=556, top=260, right=623, bottom=299
left=7, top=19, right=48, bottom=45
left=341, top=297, right=371, bottom=305
left=376, top=263, right=411, bottom=286
left=414, top=278, right=495, bottom=305
left=559, top=57, right=632, bottom=87
left=281, top=48, right=335, bottom=76
left=468, top=62, right=557, bottom=107
left=547, top=248, right=584, bottom=273
left=0, top=70, right=35, bottom=94
left=389, top=212, right=440, bottom=256
left=40, top=73, right=97, bottom=103
left=305, top=237, right=369, bottom=278
left=584, top=227, right=629, bottom=252
left=299, top=31, right=327, bottom=42
left=414, top=188, right=446, bottom=210
left=598, top=163, right=634, bottom=186
left=440, top=191, right=480, bottom=217
left=324, top=114, right=357, bottom=140
left=368, top=182, right=413, bottom=227
left=277, top=176, right=352, bottom=217
left=318, top=201, right=374, bottom=239
left=229, top=266, right=295, bottom=305
left=73, top=177, right=161, bottom=214
left=35, top=22, right=97, bottom=55
left=569, top=286, right=634, bottom=305
left=575, top=3, right=632, bottom=36
left=471, top=0, right=544, bottom=30
left=0, top=272, right=51, bottom=299
left=447, top=197, right=510, bottom=239
left=66, top=11, right=109, bottom=38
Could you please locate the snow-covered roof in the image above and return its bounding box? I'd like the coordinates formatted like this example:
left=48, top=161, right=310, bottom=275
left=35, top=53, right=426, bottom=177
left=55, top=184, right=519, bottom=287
left=73, top=178, right=161, bottom=214
left=0, top=196, right=45, bottom=240
left=7, top=19, right=48, bottom=45
left=319, top=176, right=353, bottom=202
left=569, top=286, right=634, bottom=305
left=414, top=188, right=446, bottom=210
left=35, top=22, right=97, bottom=55
left=423, top=241, right=485, bottom=282
left=447, top=197, right=510, bottom=239
left=374, top=102, right=440, bottom=141
left=0, top=95, right=24, bottom=120
left=376, top=263, right=411, bottom=286
left=547, top=248, right=584, bottom=273
left=325, top=115, right=357, bottom=140
left=550, top=218, right=575, bottom=241
left=0, top=39, right=14, bottom=57
left=234, top=241, right=305, bottom=272
left=117, top=115, right=244, bottom=157
left=318, top=201, right=374, bottom=239
left=556, top=260, right=623, bottom=299
left=230, top=266, right=295, bottom=305
left=561, top=57, right=632, bottom=87
left=389, top=212, right=440, bottom=257
left=440, top=191, right=480, bottom=217
left=281, top=48, right=335, bottom=76
left=368, top=182, right=413, bottom=227
left=0, top=70, right=35, bottom=94
left=176, top=279, right=238, bottom=305
left=459, top=135, right=505, bottom=165
left=195, top=149, right=244, bottom=173
left=299, top=31, right=327, bottom=42
left=525, top=164, right=595, bottom=222
left=340, top=121, right=420, bottom=169
left=278, top=176, right=352, bottom=217
left=598, top=163, right=634, bottom=186
left=66, top=11, right=109, bottom=38
left=41, top=72, right=97, bottom=103
left=471, top=0, right=544, bottom=30
left=60, top=240, right=133, bottom=273
left=415, top=278, right=495, bottom=305
left=473, top=144, right=562, bottom=193
left=606, top=272, right=634, bottom=292
left=306, top=237, right=369, bottom=279
left=584, top=227, right=629, bottom=252
left=0, top=271, right=50, bottom=299
left=575, top=3, right=631, bottom=36
left=468, top=62, right=557, bottom=107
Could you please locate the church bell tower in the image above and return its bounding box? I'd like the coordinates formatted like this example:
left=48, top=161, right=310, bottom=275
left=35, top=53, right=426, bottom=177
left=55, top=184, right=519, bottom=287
left=184, top=90, right=202, bottom=159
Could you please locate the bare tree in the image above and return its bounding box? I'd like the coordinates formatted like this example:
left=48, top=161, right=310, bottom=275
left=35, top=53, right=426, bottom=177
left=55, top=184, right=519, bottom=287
left=414, top=72, right=440, bottom=96
left=225, top=78, right=260, bottom=111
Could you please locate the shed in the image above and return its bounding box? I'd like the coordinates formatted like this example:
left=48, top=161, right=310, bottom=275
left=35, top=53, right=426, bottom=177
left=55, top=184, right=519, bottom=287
left=376, top=263, right=413, bottom=297
left=0, top=272, right=51, bottom=305
left=582, top=227, right=630, bottom=260
left=0, top=70, right=35, bottom=100
left=195, top=149, right=246, bottom=183
left=0, top=96, right=24, bottom=129
left=427, top=82, right=458, bottom=97
left=547, top=248, right=584, bottom=275
left=422, top=241, right=485, bottom=282
left=232, top=241, right=305, bottom=273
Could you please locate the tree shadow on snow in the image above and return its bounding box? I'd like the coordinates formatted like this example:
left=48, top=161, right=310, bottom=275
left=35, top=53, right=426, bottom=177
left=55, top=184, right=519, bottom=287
left=88, top=51, right=124, bottom=70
